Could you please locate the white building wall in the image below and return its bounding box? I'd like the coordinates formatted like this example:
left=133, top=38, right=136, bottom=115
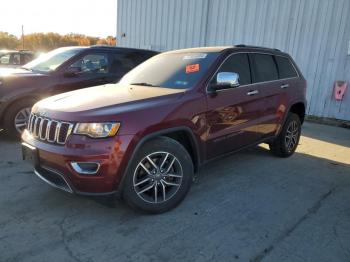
left=117, top=0, right=350, bottom=121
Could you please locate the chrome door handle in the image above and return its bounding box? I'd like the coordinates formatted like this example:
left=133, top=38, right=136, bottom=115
left=247, top=90, right=259, bottom=96
left=281, top=84, right=289, bottom=89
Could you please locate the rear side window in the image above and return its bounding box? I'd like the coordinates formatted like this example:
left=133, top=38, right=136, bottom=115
left=250, top=54, right=278, bottom=83
left=275, top=56, right=298, bottom=79
left=110, top=52, right=139, bottom=77
left=214, top=53, right=251, bottom=85
left=136, top=52, right=156, bottom=64
left=23, top=54, right=34, bottom=64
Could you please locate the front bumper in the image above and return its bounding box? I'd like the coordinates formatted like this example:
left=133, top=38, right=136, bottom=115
left=22, top=129, right=135, bottom=195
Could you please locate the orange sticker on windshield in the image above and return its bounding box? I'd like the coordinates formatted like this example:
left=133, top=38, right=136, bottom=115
left=186, top=63, right=200, bottom=73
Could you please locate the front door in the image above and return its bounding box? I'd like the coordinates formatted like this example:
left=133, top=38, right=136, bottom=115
left=54, top=52, right=112, bottom=95
left=205, top=53, right=263, bottom=159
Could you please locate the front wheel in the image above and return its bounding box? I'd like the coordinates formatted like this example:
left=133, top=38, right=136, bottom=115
left=269, top=113, right=301, bottom=157
left=3, top=99, right=36, bottom=138
left=122, top=137, right=194, bottom=213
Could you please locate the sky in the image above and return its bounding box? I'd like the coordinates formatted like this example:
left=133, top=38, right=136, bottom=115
left=0, top=0, right=117, bottom=38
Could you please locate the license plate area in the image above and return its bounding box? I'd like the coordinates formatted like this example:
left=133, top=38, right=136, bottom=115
left=22, top=142, right=39, bottom=167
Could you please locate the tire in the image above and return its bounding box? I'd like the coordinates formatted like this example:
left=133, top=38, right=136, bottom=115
left=269, top=113, right=301, bottom=157
left=122, top=136, right=194, bottom=214
left=3, top=99, right=36, bottom=138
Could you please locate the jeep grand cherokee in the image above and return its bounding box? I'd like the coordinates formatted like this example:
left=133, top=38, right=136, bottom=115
left=22, top=46, right=306, bottom=213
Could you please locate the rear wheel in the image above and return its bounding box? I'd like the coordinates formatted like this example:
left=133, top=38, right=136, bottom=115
left=269, top=113, right=301, bottom=157
left=122, top=137, right=193, bottom=213
left=4, top=99, right=35, bottom=138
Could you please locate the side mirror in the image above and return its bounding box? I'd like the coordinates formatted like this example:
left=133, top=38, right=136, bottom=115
left=211, top=72, right=240, bottom=91
left=63, top=67, right=81, bottom=77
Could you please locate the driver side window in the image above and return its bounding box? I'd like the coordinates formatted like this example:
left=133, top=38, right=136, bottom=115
left=213, top=53, right=251, bottom=85
left=70, top=53, right=109, bottom=74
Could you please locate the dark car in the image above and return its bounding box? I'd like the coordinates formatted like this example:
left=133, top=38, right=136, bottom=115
left=22, top=45, right=306, bottom=213
left=0, top=50, right=36, bottom=68
left=0, top=46, right=158, bottom=136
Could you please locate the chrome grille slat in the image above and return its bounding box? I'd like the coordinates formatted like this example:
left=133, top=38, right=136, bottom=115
left=30, top=115, right=37, bottom=133
left=33, top=117, right=40, bottom=137
left=46, top=120, right=52, bottom=141
left=54, top=122, right=61, bottom=143
left=40, top=119, right=49, bottom=140
left=38, top=117, right=44, bottom=139
left=48, top=121, right=58, bottom=142
left=57, top=122, right=73, bottom=144
left=27, top=113, right=73, bottom=145
left=27, top=114, right=33, bottom=131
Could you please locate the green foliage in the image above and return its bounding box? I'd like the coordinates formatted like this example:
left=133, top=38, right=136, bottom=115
left=0, top=32, right=116, bottom=51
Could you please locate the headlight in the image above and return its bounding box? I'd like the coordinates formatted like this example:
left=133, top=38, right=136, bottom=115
left=73, top=122, right=120, bottom=138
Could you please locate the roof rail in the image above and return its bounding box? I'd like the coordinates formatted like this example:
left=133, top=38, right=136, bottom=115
left=91, top=45, right=116, bottom=48
left=234, top=44, right=281, bottom=52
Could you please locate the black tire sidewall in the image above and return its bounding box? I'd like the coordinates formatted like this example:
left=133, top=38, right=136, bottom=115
left=122, top=136, right=194, bottom=214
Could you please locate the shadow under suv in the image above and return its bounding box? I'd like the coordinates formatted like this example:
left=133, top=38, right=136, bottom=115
left=0, top=45, right=157, bottom=136
left=22, top=46, right=307, bottom=213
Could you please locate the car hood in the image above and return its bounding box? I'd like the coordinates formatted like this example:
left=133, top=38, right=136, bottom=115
left=33, top=83, right=186, bottom=119
left=0, top=68, right=46, bottom=77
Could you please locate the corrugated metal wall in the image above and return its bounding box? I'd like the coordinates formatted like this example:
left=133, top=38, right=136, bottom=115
left=117, top=0, right=350, bottom=121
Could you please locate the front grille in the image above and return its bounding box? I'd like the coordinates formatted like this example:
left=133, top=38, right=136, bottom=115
left=27, top=114, right=73, bottom=145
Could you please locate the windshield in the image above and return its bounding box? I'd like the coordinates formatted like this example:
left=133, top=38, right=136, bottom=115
left=23, top=47, right=82, bottom=72
left=120, top=52, right=220, bottom=89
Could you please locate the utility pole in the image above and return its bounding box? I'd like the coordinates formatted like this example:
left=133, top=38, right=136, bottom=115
left=21, top=25, right=24, bottom=50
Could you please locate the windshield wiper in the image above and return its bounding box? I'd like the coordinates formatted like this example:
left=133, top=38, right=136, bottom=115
left=130, top=82, right=159, bottom=87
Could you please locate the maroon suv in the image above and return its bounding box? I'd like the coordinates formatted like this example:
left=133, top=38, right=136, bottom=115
left=22, top=46, right=306, bottom=213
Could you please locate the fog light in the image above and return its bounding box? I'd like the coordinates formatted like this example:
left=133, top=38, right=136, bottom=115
left=71, top=162, right=100, bottom=175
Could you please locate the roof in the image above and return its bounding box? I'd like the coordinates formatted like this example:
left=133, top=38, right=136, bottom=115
left=164, top=45, right=282, bottom=54
left=166, top=46, right=232, bottom=54
left=90, top=45, right=158, bottom=53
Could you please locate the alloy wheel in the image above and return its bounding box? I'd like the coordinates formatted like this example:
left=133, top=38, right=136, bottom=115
left=133, top=151, right=183, bottom=204
left=14, top=107, right=31, bottom=133
left=285, top=120, right=299, bottom=152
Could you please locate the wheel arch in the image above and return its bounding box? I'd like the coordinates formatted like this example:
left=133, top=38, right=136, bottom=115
left=0, top=95, right=40, bottom=125
left=117, top=127, right=202, bottom=194
left=134, top=127, right=201, bottom=172
left=289, top=102, right=306, bottom=124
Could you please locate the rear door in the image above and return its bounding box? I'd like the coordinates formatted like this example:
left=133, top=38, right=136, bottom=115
left=205, top=53, right=263, bottom=159
left=249, top=53, right=285, bottom=139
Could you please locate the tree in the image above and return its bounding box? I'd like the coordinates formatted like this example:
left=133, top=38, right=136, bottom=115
left=0, top=32, right=117, bottom=51
left=0, top=32, right=20, bottom=50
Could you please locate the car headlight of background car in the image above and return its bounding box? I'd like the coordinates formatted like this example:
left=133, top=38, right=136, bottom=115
left=73, top=122, right=120, bottom=138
